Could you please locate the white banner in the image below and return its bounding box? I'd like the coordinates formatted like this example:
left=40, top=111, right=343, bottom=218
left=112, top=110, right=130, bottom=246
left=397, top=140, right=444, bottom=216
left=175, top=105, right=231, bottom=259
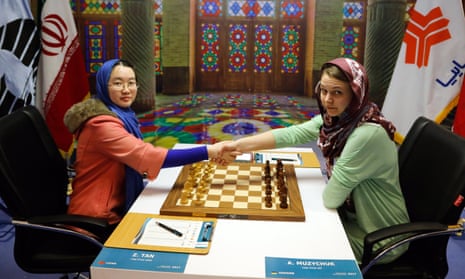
left=382, top=0, right=465, bottom=140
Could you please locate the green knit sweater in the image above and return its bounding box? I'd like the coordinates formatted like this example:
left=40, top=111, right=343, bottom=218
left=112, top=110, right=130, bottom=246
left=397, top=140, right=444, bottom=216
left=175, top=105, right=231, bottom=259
left=272, top=115, right=410, bottom=263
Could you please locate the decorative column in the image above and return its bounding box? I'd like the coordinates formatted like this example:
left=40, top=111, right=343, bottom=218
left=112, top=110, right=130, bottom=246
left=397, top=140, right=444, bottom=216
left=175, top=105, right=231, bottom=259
left=161, top=0, right=190, bottom=94
left=312, top=0, right=344, bottom=93
left=364, top=0, right=407, bottom=107
left=121, top=0, right=155, bottom=112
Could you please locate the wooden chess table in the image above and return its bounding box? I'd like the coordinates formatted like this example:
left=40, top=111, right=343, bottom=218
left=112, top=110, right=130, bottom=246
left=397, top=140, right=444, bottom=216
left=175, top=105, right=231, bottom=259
left=160, top=161, right=305, bottom=221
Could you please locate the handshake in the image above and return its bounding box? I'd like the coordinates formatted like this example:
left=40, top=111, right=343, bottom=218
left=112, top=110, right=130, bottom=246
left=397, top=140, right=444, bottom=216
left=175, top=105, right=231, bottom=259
left=206, top=141, right=242, bottom=166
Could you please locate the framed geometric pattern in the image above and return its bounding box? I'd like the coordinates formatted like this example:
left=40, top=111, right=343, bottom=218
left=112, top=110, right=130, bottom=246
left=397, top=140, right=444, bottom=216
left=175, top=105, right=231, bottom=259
left=341, top=1, right=365, bottom=61
left=73, top=0, right=163, bottom=76
left=196, top=0, right=306, bottom=93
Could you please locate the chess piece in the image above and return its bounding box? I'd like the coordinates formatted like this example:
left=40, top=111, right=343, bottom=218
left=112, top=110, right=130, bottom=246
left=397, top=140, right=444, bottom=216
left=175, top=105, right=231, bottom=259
left=265, top=195, right=273, bottom=208
left=265, top=187, right=272, bottom=195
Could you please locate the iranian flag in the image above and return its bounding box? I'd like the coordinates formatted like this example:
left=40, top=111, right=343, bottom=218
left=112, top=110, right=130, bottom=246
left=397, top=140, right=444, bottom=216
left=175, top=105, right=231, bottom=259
left=37, top=0, right=89, bottom=154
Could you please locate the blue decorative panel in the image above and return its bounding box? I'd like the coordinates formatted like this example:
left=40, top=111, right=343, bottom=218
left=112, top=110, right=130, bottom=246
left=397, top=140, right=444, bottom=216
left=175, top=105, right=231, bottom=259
left=343, top=2, right=364, bottom=20
left=228, top=0, right=275, bottom=18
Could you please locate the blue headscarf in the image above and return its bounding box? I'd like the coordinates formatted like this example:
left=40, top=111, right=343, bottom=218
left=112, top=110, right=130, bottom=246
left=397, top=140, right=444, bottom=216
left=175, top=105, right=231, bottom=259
left=95, top=59, right=144, bottom=212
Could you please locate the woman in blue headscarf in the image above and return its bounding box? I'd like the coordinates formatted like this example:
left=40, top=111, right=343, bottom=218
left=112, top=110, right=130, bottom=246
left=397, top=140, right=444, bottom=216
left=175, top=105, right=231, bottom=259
left=64, top=59, right=233, bottom=234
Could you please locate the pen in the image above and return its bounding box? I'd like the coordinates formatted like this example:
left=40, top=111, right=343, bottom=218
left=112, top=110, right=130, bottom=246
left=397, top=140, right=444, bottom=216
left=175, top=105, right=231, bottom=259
left=271, top=157, right=296, bottom=162
left=156, top=221, right=183, bottom=237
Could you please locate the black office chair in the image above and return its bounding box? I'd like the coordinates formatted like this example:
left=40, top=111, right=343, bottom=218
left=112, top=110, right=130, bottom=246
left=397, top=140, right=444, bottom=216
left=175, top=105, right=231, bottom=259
left=361, top=116, right=465, bottom=279
left=0, top=106, right=109, bottom=275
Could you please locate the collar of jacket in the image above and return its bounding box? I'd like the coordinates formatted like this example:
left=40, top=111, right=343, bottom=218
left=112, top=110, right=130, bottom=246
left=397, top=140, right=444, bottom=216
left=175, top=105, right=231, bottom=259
left=64, top=98, right=117, bottom=134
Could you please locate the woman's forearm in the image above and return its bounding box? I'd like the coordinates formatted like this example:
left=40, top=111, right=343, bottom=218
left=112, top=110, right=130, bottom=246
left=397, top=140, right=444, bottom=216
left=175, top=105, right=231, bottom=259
left=234, top=130, right=277, bottom=153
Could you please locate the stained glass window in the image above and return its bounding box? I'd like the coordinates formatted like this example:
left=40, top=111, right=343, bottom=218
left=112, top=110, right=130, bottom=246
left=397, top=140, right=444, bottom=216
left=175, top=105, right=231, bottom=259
left=79, top=0, right=162, bottom=15
left=84, top=21, right=107, bottom=74
left=227, top=0, right=275, bottom=18
left=228, top=24, right=248, bottom=72
left=80, top=0, right=121, bottom=14
left=114, top=21, right=122, bottom=59
left=281, top=25, right=300, bottom=73
left=195, top=0, right=308, bottom=89
left=343, top=2, right=363, bottom=20
left=201, top=24, right=220, bottom=72
left=154, top=22, right=162, bottom=75
left=280, top=0, right=304, bottom=19
left=254, top=24, right=273, bottom=73
left=154, top=0, right=163, bottom=75
left=74, top=0, right=163, bottom=76
left=153, top=0, right=163, bottom=15
left=341, top=1, right=365, bottom=61
left=340, top=26, right=359, bottom=59
left=70, top=0, right=77, bottom=12
left=199, top=0, right=223, bottom=17
left=340, top=0, right=415, bottom=62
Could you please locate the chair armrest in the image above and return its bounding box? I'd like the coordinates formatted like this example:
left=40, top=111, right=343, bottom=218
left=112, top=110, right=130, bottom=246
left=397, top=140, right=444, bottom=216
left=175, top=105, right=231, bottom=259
left=26, top=214, right=110, bottom=240
left=12, top=218, right=105, bottom=248
left=28, top=214, right=108, bottom=228
left=361, top=221, right=463, bottom=273
left=364, top=222, right=446, bottom=250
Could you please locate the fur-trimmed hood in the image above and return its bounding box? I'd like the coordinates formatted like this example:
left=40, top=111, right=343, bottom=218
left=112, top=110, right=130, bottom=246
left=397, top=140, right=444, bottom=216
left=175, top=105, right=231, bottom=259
left=64, top=98, right=117, bottom=134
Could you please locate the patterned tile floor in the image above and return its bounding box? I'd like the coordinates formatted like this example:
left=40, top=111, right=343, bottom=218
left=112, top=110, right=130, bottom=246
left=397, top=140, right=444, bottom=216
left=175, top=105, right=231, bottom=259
left=138, top=92, right=319, bottom=148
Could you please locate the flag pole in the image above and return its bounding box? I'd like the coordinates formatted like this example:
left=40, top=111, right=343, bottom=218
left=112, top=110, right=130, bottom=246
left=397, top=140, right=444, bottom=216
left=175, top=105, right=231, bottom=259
left=37, top=0, right=45, bottom=27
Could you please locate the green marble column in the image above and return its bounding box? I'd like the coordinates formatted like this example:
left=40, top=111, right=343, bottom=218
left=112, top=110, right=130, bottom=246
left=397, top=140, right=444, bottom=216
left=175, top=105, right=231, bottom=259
left=161, top=0, right=190, bottom=94
left=364, top=0, right=407, bottom=108
left=121, top=0, right=155, bottom=112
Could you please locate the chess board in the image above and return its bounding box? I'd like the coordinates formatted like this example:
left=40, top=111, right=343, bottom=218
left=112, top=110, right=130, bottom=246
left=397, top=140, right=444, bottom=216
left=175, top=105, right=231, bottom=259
left=160, top=162, right=305, bottom=221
